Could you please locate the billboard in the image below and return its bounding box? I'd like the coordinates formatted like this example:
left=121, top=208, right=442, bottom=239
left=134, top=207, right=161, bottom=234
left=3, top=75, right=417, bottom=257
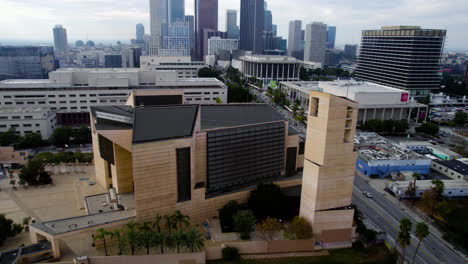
left=401, top=93, right=409, bottom=102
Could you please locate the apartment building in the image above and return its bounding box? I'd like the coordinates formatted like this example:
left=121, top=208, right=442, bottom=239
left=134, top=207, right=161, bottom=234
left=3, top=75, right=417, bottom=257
left=0, top=68, right=227, bottom=125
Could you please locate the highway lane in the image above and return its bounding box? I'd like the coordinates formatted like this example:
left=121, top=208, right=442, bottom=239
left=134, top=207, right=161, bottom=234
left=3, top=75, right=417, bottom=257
left=353, top=176, right=466, bottom=264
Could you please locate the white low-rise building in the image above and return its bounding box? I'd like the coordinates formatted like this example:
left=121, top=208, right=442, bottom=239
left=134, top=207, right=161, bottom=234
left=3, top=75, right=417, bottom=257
left=388, top=180, right=468, bottom=198
left=0, top=107, right=56, bottom=139
left=235, top=55, right=302, bottom=84
left=280, top=80, right=429, bottom=125
left=0, top=68, right=227, bottom=126
left=431, top=160, right=468, bottom=181
left=140, top=56, right=206, bottom=78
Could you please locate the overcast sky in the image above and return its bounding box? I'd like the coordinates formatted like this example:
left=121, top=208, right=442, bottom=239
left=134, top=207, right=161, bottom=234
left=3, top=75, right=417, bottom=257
left=1, top=0, right=467, bottom=50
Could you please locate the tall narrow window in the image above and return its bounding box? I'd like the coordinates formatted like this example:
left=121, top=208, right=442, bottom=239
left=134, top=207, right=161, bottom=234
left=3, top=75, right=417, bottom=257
left=176, top=148, right=191, bottom=203
left=310, top=97, right=319, bottom=117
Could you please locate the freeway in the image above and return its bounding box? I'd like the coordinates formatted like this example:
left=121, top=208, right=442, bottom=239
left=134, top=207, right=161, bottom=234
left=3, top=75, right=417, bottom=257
left=353, top=176, right=466, bottom=264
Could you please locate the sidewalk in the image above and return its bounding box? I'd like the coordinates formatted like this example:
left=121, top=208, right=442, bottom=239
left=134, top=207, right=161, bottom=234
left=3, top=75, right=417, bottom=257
left=359, top=173, right=468, bottom=261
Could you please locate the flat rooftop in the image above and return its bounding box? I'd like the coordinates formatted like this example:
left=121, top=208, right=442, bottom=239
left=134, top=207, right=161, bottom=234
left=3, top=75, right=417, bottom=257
left=200, top=104, right=286, bottom=130
left=239, top=55, right=302, bottom=63
left=355, top=133, right=428, bottom=161
left=31, top=209, right=136, bottom=235
left=391, top=180, right=468, bottom=190
left=433, top=160, right=468, bottom=175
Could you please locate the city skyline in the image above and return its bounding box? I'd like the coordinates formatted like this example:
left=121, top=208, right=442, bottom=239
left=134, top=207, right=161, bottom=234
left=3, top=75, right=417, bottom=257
left=0, top=0, right=467, bottom=50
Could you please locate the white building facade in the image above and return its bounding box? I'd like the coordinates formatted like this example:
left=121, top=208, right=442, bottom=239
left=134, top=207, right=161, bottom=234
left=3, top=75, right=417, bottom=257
left=304, top=22, right=327, bottom=65
left=0, top=68, right=227, bottom=125
left=208, top=37, right=239, bottom=55
left=140, top=56, right=206, bottom=78
left=0, top=107, right=56, bottom=139
left=237, top=55, right=302, bottom=84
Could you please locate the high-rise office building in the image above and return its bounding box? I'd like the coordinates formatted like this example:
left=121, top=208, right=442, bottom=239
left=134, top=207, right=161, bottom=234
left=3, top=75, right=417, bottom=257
left=464, top=64, right=468, bottom=85
left=272, top=24, right=277, bottom=36
left=326, top=26, right=336, bottom=49
left=226, top=10, right=239, bottom=39
left=169, top=0, right=185, bottom=23
left=150, top=0, right=168, bottom=37
left=104, top=55, right=123, bottom=68
left=53, top=25, right=68, bottom=53
left=264, top=10, right=273, bottom=32
left=240, top=0, right=265, bottom=54
left=136, top=24, right=145, bottom=41
left=160, top=21, right=191, bottom=57
left=0, top=46, right=57, bottom=80
left=344, top=44, right=357, bottom=60
left=195, top=0, right=218, bottom=59
left=287, top=20, right=302, bottom=59
left=355, top=26, right=446, bottom=97
left=208, top=37, right=239, bottom=55
left=304, top=22, right=327, bottom=65
left=185, top=16, right=196, bottom=59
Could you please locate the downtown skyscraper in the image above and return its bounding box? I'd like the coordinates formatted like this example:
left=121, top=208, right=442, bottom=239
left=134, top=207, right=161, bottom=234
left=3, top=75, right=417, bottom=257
left=53, top=25, right=68, bottom=53
left=326, top=26, right=336, bottom=49
left=288, top=20, right=303, bottom=59
left=304, top=22, right=327, bottom=65
left=169, top=0, right=185, bottom=23
left=355, top=26, right=446, bottom=97
left=226, top=10, right=239, bottom=39
left=136, top=24, right=145, bottom=41
left=240, top=0, right=265, bottom=54
left=195, top=0, right=218, bottom=59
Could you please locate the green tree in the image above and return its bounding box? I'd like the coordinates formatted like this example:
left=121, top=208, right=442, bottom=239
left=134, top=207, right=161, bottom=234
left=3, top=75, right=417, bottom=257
left=248, top=183, right=286, bottom=220
left=124, top=221, right=140, bottom=255
left=0, top=128, right=20, bottom=146
left=256, top=217, right=283, bottom=241
left=73, top=126, right=91, bottom=144
left=19, top=158, right=52, bottom=186
left=431, top=179, right=445, bottom=201
left=412, top=222, right=430, bottom=264
left=111, top=229, right=127, bottom=255
left=454, top=111, right=467, bottom=125
left=139, top=222, right=154, bottom=255
left=383, top=120, right=395, bottom=133
left=219, top=200, right=240, bottom=232
left=285, top=216, right=313, bottom=240
left=233, top=210, right=256, bottom=240
left=198, top=67, right=220, bottom=78
left=362, top=120, right=384, bottom=132
left=405, top=175, right=418, bottom=206
left=94, top=228, right=111, bottom=256
left=174, top=230, right=186, bottom=253
left=16, top=133, right=45, bottom=149
left=416, top=122, right=439, bottom=136
left=183, top=227, right=205, bottom=253
left=164, top=215, right=176, bottom=235
left=153, top=214, right=163, bottom=233
left=421, top=190, right=438, bottom=218
left=50, top=127, right=73, bottom=147
left=172, top=210, right=190, bottom=231
left=0, top=214, right=23, bottom=245
left=394, top=120, right=409, bottom=133
left=397, top=218, right=412, bottom=264
left=215, top=97, right=223, bottom=104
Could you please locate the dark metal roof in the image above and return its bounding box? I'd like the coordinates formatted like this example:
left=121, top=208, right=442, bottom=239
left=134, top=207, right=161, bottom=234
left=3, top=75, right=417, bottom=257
left=133, top=105, right=199, bottom=143
left=434, top=159, right=468, bottom=175
left=91, top=105, right=134, bottom=130
left=200, top=104, right=286, bottom=130
left=90, top=105, right=134, bottom=117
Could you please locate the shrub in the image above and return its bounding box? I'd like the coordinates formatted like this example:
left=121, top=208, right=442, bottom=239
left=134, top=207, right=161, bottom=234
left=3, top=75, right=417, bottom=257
left=219, top=200, right=240, bottom=233
left=222, top=246, right=240, bottom=261
left=257, top=217, right=283, bottom=241
left=233, top=210, right=256, bottom=240
left=284, top=216, right=313, bottom=240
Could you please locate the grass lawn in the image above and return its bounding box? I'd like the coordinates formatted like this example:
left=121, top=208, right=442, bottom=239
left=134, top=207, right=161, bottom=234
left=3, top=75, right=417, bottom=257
left=208, top=244, right=396, bottom=264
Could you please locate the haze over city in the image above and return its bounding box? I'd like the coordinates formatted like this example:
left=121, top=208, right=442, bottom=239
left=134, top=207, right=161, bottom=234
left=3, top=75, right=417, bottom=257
left=1, top=0, right=468, bottom=50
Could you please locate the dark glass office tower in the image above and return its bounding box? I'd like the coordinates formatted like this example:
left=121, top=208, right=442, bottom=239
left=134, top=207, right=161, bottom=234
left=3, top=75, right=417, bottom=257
left=169, top=0, right=185, bottom=23
left=195, top=0, right=218, bottom=59
left=240, top=0, right=264, bottom=54
left=355, top=26, right=446, bottom=97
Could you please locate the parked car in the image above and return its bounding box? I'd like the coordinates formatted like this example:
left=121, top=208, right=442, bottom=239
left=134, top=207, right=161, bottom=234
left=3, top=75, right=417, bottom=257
left=362, top=191, right=373, bottom=198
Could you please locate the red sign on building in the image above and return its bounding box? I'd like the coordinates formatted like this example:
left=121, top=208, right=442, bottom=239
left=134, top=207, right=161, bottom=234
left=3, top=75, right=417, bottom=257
left=401, top=93, right=409, bottom=102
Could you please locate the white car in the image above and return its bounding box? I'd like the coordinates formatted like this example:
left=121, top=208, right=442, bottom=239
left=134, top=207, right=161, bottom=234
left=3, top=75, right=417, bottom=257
left=362, top=191, right=373, bottom=198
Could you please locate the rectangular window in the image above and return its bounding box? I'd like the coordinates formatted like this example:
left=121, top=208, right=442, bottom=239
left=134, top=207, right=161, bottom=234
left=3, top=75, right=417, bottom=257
left=38, top=101, right=46, bottom=104
left=90, top=100, right=97, bottom=103
left=59, top=95, right=66, bottom=97
left=23, top=124, right=32, bottom=127
left=16, top=102, right=23, bottom=105
left=60, top=101, right=66, bottom=104
left=27, top=102, right=35, bottom=105
left=48, top=95, right=55, bottom=98
left=69, top=94, right=76, bottom=97
left=5, top=102, right=12, bottom=105
left=50, top=101, right=56, bottom=104
left=70, top=101, right=77, bottom=103
left=310, top=97, right=319, bottom=117
left=176, top=148, right=191, bottom=203
left=4, top=96, right=11, bottom=98
left=11, top=124, right=19, bottom=128
left=24, top=116, right=33, bottom=119
left=80, top=100, right=87, bottom=103
left=12, top=116, right=20, bottom=119
left=80, top=94, right=86, bottom=97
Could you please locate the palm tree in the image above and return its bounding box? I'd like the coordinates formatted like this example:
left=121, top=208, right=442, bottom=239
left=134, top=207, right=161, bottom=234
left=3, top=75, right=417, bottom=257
left=172, top=210, right=190, bottom=231
left=111, top=229, right=127, bottom=255
left=174, top=230, right=186, bottom=253
left=183, top=227, right=205, bottom=253
left=154, top=231, right=169, bottom=254
left=153, top=214, right=162, bottom=233
left=124, top=221, right=140, bottom=255
left=164, top=215, right=176, bottom=234
left=412, top=222, right=430, bottom=264
left=94, top=228, right=111, bottom=256
left=397, top=218, right=412, bottom=264
left=139, top=222, right=154, bottom=255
